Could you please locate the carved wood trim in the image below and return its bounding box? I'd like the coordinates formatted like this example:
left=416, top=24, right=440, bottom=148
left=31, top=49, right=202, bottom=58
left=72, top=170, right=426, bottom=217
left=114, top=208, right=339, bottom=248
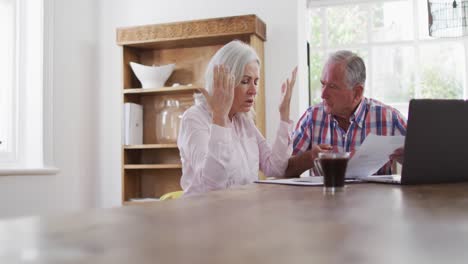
left=116, top=14, right=266, bottom=46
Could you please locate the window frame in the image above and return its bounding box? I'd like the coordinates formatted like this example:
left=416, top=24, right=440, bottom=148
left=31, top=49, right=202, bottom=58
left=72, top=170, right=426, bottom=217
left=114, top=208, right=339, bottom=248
left=307, top=0, right=468, bottom=116
left=0, top=0, right=18, bottom=162
left=0, top=0, right=58, bottom=176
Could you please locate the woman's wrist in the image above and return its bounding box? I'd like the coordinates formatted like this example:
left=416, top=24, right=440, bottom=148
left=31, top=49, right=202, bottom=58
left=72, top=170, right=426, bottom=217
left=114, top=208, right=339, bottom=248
left=212, top=114, right=229, bottom=127
left=280, top=113, right=289, bottom=122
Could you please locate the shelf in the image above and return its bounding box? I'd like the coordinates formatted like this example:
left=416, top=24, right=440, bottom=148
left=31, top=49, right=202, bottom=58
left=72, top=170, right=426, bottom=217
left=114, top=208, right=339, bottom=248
left=124, top=144, right=178, bottom=149
left=116, top=14, right=266, bottom=49
left=123, top=201, right=153, bottom=206
left=124, top=164, right=182, bottom=169
left=123, top=85, right=199, bottom=96
left=123, top=199, right=160, bottom=205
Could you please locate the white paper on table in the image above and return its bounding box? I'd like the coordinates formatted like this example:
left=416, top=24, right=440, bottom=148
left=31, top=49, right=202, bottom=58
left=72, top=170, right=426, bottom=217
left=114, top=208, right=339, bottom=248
left=255, top=177, right=362, bottom=186
left=345, top=134, right=405, bottom=178
left=255, top=177, right=324, bottom=186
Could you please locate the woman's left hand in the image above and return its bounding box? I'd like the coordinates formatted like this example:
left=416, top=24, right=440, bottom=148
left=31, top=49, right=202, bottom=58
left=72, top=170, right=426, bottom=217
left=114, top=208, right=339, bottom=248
left=279, top=66, right=298, bottom=122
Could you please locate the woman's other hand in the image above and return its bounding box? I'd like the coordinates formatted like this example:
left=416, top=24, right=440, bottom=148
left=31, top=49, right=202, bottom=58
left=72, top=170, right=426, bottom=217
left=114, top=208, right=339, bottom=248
left=279, top=66, right=298, bottom=122
left=199, top=65, right=235, bottom=126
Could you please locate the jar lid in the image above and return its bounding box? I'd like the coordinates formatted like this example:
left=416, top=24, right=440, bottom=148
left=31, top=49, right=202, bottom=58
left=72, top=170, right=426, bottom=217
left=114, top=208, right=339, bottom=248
left=165, top=99, right=180, bottom=107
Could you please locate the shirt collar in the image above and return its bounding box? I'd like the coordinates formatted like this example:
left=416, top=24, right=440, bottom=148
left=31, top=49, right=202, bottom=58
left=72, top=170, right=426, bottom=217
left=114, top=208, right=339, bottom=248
left=352, top=97, right=367, bottom=128
left=330, top=97, right=367, bottom=128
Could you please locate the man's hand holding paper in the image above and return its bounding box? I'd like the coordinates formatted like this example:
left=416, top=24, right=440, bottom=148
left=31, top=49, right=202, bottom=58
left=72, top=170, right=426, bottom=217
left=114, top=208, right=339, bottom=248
left=345, top=134, right=405, bottom=178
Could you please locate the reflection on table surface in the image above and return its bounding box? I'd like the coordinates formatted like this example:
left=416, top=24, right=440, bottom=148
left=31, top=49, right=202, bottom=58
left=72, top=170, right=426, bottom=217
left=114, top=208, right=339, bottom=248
left=1, top=182, right=468, bottom=263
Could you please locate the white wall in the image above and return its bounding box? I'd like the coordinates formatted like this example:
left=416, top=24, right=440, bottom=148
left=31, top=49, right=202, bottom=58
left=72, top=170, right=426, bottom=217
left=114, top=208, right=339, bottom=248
left=0, top=0, right=99, bottom=218
left=0, top=0, right=308, bottom=218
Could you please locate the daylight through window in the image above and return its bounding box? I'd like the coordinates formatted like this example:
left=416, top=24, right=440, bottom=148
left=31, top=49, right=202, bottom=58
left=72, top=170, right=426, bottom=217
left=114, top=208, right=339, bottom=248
left=308, top=0, right=468, bottom=116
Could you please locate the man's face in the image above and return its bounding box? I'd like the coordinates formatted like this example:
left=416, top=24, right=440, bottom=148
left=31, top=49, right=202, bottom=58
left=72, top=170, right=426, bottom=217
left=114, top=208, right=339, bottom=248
left=320, top=61, right=361, bottom=118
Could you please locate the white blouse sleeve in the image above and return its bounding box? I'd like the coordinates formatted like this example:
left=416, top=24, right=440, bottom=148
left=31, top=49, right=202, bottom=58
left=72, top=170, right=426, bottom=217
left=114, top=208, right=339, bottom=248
left=255, top=120, right=293, bottom=177
left=178, top=113, right=235, bottom=193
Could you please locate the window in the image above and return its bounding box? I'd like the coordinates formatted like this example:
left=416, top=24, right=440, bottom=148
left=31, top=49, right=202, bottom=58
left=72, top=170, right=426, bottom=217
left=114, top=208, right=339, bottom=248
left=0, top=0, right=17, bottom=162
left=307, top=0, right=468, bottom=117
left=0, top=0, right=57, bottom=174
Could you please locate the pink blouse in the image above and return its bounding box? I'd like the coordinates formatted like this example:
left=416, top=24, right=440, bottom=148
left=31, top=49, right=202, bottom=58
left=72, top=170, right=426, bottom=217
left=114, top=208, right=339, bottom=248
left=178, top=104, right=293, bottom=195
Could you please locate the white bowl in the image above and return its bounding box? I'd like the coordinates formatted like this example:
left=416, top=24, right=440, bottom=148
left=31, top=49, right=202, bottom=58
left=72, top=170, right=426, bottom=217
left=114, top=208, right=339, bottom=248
left=130, top=62, right=175, bottom=89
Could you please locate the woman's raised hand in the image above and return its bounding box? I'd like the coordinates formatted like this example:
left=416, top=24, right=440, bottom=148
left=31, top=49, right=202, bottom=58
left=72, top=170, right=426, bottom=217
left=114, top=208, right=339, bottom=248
left=278, top=66, right=298, bottom=122
left=199, top=65, right=236, bottom=126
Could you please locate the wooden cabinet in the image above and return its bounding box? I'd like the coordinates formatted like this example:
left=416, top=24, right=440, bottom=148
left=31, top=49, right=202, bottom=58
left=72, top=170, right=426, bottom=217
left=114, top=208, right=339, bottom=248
left=116, top=14, right=266, bottom=204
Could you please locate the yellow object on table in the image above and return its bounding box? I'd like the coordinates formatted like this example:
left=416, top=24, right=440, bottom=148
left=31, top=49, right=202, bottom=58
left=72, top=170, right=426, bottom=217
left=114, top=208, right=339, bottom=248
left=160, top=191, right=183, bottom=201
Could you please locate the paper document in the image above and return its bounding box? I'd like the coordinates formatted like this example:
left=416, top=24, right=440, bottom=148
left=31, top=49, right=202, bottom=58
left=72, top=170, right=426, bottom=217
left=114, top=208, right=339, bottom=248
left=346, top=134, right=405, bottom=178
left=255, top=177, right=361, bottom=186
left=256, top=177, right=324, bottom=186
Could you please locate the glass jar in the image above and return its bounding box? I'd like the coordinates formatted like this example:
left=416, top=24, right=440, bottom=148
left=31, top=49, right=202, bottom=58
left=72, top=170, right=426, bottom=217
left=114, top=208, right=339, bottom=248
left=155, top=99, right=184, bottom=143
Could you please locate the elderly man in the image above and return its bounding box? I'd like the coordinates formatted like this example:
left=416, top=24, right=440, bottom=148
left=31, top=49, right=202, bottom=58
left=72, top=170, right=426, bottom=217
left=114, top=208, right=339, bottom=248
left=285, top=50, right=406, bottom=177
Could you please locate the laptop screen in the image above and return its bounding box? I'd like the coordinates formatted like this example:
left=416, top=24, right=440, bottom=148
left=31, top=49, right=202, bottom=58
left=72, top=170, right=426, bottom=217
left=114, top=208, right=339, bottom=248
left=401, top=99, right=468, bottom=184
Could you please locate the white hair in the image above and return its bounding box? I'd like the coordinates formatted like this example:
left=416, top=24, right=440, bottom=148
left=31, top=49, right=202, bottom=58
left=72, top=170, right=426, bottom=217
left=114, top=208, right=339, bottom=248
left=195, top=40, right=260, bottom=118
left=326, top=50, right=366, bottom=89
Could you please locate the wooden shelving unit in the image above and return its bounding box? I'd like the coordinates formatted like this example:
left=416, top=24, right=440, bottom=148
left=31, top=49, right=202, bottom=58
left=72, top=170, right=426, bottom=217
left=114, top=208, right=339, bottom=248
left=123, top=85, right=199, bottom=95
left=124, top=144, right=178, bottom=149
left=123, top=164, right=182, bottom=170
left=117, top=14, right=266, bottom=204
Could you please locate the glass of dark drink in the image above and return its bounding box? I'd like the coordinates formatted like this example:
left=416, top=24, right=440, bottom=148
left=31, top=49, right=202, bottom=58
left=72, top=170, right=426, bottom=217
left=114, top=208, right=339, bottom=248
left=315, top=152, right=350, bottom=193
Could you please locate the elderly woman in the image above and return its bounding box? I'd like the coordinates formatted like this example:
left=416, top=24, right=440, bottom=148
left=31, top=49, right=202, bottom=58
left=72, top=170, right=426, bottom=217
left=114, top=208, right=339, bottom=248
left=178, top=40, right=297, bottom=195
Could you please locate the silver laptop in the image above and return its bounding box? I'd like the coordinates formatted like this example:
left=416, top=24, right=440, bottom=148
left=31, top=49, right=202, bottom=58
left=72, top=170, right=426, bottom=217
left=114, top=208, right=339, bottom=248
left=363, top=99, right=468, bottom=185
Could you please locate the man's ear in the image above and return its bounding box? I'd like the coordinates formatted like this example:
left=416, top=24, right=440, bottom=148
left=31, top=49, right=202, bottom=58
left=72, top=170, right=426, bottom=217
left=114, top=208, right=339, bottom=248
left=352, top=85, right=364, bottom=102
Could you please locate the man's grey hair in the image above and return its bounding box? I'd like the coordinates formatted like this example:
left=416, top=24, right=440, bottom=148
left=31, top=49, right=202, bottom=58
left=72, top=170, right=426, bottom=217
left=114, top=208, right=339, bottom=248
left=326, top=50, right=366, bottom=89
left=195, top=40, right=260, bottom=110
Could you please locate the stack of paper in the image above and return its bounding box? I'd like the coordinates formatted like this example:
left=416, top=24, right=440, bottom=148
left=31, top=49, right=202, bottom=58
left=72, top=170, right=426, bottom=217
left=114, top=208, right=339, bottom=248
left=123, top=103, right=143, bottom=145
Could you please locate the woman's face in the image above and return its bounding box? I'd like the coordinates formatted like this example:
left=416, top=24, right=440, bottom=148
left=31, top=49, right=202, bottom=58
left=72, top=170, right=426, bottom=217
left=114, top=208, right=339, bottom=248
left=229, top=61, right=260, bottom=117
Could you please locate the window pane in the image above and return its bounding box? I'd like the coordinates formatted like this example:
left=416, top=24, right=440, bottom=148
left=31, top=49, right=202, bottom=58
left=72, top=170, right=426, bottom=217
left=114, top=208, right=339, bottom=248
left=418, top=43, right=465, bottom=99
left=308, top=8, right=322, bottom=48
left=327, top=4, right=368, bottom=46
left=417, top=0, right=432, bottom=39
left=371, top=46, right=416, bottom=103
left=309, top=51, right=324, bottom=105
left=0, top=0, right=15, bottom=154
left=371, top=1, right=414, bottom=42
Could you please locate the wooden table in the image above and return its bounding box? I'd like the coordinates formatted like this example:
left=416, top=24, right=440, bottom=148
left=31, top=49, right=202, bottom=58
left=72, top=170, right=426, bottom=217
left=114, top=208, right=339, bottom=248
left=1, top=183, right=468, bottom=263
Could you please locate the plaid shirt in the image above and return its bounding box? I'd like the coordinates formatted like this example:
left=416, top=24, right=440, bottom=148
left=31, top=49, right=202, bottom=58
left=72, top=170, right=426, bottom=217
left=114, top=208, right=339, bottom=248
left=292, top=97, right=407, bottom=175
